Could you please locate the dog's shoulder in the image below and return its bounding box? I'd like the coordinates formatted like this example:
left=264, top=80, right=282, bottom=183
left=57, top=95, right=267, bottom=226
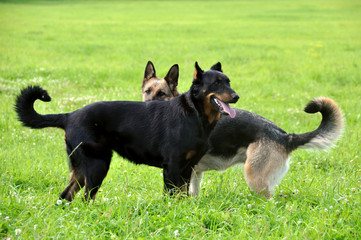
left=145, top=91, right=198, bottom=117
left=175, top=92, right=197, bottom=116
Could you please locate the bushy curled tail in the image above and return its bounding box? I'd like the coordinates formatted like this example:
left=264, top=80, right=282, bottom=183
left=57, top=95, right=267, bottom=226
left=288, top=97, right=344, bottom=151
left=15, top=85, right=66, bottom=129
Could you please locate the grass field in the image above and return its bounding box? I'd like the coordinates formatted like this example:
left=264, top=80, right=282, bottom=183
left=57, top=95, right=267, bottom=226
left=1, top=0, right=360, bottom=239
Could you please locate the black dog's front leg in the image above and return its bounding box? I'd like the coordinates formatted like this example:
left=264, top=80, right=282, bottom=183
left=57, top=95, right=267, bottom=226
left=179, top=166, right=194, bottom=194
left=162, top=162, right=181, bottom=195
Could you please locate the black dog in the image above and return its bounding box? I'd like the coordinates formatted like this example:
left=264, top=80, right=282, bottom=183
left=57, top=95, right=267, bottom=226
left=15, top=62, right=239, bottom=201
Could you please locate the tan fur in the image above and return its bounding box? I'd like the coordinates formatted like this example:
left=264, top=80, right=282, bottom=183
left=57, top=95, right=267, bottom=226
left=190, top=140, right=291, bottom=198
left=193, top=68, right=198, bottom=80
left=62, top=171, right=85, bottom=201
left=203, top=94, right=221, bottom=124
left=186, top=150, right=197, bottom=160
left=320, top=97, right=344, bottom=135
left=142, top=78, right=177, bottom=102
left=178, top=150, right=197, bottom=193
left=141, top=62, right=179, bottom=101
left=203, top=93, right=235, bottom=124
left=244, top=140, right=290, bottom=198
left=213, top=93, right=234, bottom=103
left=300, top=97, right=344, bottom=150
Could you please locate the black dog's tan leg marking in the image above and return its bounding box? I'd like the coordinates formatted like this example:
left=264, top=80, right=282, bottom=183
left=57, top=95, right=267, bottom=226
left=60, top=171, right=85, bottom=201
left=64, top=138, right=112, bottom=201
left=61, top=139, right=87, bottom=201
left=179, top=150, right=199, bottom=193
left=186, top=150, right=197, bottom=160
left=244, top=140, right=290, bottom=198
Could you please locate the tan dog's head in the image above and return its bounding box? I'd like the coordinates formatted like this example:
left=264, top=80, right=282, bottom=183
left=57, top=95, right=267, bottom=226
left=142, top=61, right=180, bottom=102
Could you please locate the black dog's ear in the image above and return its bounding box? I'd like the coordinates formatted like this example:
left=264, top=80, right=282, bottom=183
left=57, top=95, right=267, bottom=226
left=164, top=64, right=179, bottom=89
left=210, top=62, right=222, bottom=72
left=193, top=62, right=204, bottom=84
left=144, top=61, right=156, bottom=80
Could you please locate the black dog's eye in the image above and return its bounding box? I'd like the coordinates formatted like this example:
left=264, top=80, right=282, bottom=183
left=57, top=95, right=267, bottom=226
left=145, top=89, right=151, bottom=94
left=157, top=91, right=165, bottom=97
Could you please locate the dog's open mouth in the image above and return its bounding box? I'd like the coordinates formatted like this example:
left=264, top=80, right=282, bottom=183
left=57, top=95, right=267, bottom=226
left=212, top=97, right=236, bottom=118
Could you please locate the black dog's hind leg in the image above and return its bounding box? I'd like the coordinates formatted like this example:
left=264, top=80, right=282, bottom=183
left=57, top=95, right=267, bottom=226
left=60, top=140, right=86, bottom=201
left=60, top=170, right=85, bottom=201
left=83, top=157, right=111, bottom=201
left=62, top=140, right=112, bottom=202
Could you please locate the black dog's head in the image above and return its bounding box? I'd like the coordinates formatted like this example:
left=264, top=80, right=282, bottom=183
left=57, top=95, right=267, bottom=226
left=190, top=62, right=239, bottom=123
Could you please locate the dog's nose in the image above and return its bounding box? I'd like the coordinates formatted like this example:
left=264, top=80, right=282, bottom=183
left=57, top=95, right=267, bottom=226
left=231, top=93, right=239, bottom=103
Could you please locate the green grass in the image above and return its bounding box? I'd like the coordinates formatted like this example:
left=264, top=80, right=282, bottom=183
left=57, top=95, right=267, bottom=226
left=1, top=0, right=360, bottom=238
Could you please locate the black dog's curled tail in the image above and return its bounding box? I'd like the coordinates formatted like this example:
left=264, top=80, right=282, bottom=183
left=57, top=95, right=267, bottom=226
left=288, top=97, right=344, bottom=151
left=15, top=85, right=66, bottom=129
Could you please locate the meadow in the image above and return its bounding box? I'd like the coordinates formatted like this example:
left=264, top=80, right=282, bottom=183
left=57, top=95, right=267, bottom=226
left=0, top=0, right=360, bottom=239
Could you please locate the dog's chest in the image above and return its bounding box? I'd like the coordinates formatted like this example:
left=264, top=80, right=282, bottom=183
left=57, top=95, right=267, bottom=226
left=197, top=147, right=247, bottom=172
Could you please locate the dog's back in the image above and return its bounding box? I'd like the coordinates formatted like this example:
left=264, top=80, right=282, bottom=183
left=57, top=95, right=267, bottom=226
left=76, top=96, right=203, bottom=167
left=206, top=109, right=288, bottom=158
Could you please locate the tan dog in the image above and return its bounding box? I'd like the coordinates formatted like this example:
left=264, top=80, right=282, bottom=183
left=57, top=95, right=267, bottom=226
left=142, top=61, right=180, bottom=102
left=141, top=66, right=344, bottom=198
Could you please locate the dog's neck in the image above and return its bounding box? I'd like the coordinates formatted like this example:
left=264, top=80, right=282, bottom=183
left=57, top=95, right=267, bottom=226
left=184, top=91, right=218, bottom=134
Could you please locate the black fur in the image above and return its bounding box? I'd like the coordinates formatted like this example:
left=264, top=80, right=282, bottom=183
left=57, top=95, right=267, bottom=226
left=207, top=109, right=288, bottom=158
left=208, top=99, right=342, bottom=157
left=188, top=97, right=343, bottom=197
left=14, top=62, right=239, bottom=201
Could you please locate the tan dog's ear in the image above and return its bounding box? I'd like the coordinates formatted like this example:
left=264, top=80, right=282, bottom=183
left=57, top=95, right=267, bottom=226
left=164, top=64, right=179, bottom=90
left=210, top=62, right=222, bottom=72
left=144, top=61, right=156, bottom=80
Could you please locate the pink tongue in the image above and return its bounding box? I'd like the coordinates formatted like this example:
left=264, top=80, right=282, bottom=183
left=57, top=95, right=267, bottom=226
left=218, top=100, right=236, bottom=118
